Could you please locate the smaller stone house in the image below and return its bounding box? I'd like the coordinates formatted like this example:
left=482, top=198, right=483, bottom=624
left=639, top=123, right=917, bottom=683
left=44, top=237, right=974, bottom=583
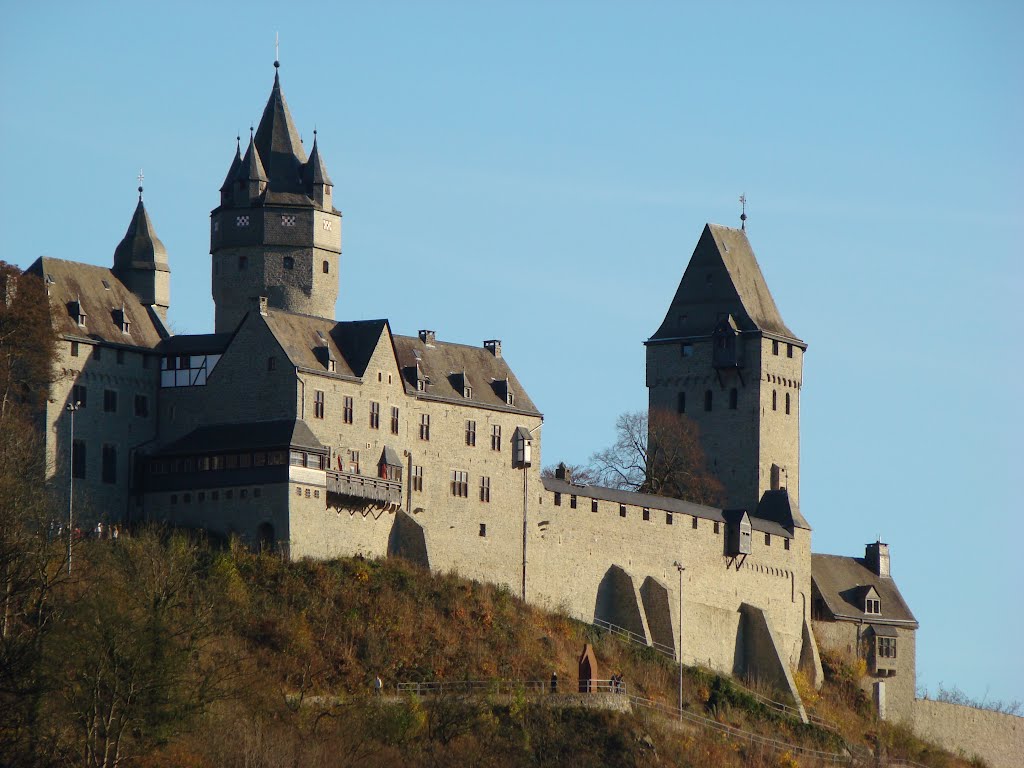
left=811, top=543, right=918, bottom=723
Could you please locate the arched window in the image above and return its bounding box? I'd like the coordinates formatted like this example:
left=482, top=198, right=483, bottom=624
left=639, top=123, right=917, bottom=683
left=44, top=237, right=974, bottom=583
left=785, top=392, right=791, bottom=415
left=772, top=390, right=777, bottom=411
left=729, top=388, right=738, bottom=410
left=704, top=390, right=713, bottom=411
left=323, top=260, right=330, bottom=274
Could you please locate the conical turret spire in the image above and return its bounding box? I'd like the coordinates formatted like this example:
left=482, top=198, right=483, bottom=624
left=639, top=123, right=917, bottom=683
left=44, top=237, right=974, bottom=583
left=220, top=136, right=242, bottom=192
left=303, top=130, right=333, bottom=186
left=113, top=194, right=168, bottom=269
left=236, top=131, right=268, bottom=183
left=253, top=63, right=306, bottom=192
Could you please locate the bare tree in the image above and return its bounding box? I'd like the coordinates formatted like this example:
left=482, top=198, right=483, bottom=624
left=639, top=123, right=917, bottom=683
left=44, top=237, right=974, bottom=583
left=539, top=464, right=597, bottom=485
left=589, top=410, right=725, bottom=507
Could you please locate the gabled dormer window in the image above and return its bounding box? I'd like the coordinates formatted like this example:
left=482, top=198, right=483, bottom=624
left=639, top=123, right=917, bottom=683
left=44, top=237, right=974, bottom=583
left=113, top=306, right=131, bottom=334
left=866, top=597, right=880, bottom=614
left=464, top=386, right=472, bottom=399
left=69, top=299, right=87, bottom=327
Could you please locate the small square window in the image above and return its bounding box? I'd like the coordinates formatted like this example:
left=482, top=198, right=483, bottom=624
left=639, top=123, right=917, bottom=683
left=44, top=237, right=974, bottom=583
left=681, top=344, right=694, bottom=358
left=283, top=256, right=295, bottom=270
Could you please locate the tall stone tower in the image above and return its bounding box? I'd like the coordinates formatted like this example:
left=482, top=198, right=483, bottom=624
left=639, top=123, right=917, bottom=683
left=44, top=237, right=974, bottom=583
left=112, top=186, right=171, bottom=322
left=645, top=224, right=805, bottom=512
left=210, top=63, right=341, bottom=332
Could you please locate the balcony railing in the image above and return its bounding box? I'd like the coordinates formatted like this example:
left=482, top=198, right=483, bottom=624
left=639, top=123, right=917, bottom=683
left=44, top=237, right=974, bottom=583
left=326, top=469, right=402, bottom=508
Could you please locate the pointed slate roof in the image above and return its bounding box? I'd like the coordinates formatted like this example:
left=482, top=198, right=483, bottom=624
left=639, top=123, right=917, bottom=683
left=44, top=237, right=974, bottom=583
left=236, top=134, right=268, bottom=183
left=253, top=68, right=307, bottom=193
left=648, top=224, right=802, bottom=344
left=112, top=195, right=169, bottom=270
left=303, top=133, right=332, bottom=186
left=220, top=140, right=242, bottom=192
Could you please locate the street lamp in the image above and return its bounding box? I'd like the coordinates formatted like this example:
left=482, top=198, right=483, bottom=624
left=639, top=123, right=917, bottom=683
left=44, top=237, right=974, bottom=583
left=66, top=401, right=80, bottom=574
left=673, top=560, right=685, bottom=717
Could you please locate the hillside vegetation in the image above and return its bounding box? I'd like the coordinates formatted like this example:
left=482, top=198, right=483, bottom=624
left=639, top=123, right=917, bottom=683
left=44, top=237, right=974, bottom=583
left=0, top=531, right=986, bottom=768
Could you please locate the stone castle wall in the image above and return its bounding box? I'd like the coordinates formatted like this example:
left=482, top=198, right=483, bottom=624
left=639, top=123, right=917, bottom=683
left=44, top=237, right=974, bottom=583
left=912, top=699, right=1024, bottom=768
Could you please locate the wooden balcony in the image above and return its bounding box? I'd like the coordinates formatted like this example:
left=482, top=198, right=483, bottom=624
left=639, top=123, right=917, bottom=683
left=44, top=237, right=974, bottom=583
left=326, top=469, right=402, bottom=509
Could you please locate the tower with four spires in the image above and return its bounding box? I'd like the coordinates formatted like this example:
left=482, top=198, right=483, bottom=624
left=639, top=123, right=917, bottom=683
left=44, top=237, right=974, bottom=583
left=209, top=60, right=341, bottom=333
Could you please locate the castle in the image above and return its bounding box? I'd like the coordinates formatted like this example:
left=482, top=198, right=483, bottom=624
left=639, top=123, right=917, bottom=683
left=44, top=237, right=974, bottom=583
left=30, top=61, right=964, bottom=745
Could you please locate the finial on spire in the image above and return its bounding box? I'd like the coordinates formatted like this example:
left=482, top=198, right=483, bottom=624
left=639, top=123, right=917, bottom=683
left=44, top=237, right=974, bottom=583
left=739, top=194, right=747, bottom=231
left=250, top=124, right=254, bottom=141
left=137, top=169, right=144, bottom=201
left=274, top=32, right=280, bottom=68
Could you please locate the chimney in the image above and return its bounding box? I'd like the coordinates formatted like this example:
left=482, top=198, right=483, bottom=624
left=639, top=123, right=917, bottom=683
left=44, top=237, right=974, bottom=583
left=865, top=541, right=890, bottom=578
left=418, top=329, right=436, bottom=344
left=252, top=296, right=269, bottom=316
left=484, top=339, right=502, bottom=358
left=554, top=462, right=572, bottom=483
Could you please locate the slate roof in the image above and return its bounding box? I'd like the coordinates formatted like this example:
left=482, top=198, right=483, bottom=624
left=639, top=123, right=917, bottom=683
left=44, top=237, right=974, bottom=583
left=157, top=333, right=233, bottom=356
left=393, top=334, right=541, bottom=415
left=756, top=489, right=811, bottom=531
left=541, top=477, right=792, bottom=538
left=112, top=197, right=169, bottom=271
left=219, top=141, right=242, bottom=192
left=262, top=311, right=385, bottom=379
left=154, top=419, right=325, bottom=456
left=303, top=134, right=332, bottom=186
left=237, top=134, right=268, bottom=183
left=811, top=553, right=918, bottom=627
left=648, top=224, right=803, bottom=344
left=26, top=256, right=166, bottom=348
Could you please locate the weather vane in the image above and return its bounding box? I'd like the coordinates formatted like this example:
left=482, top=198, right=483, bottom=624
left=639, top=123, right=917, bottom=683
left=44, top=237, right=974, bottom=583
left=275, top=32, right=280, bottom=67
left=137, top=169, right=144, bottom=200
left=739, top=194, right=747, bottom=231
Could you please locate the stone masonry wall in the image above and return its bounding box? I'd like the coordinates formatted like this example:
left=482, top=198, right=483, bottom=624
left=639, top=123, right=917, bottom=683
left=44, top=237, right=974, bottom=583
left=912, top=699, right=1024, bottom=768
left=47, top=338, right=159, bottom=526
left=812, top=619, right=917, bottom=725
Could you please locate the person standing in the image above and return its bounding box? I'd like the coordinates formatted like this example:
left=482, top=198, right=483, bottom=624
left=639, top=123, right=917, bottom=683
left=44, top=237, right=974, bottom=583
left=374, top=676, right=382, bottom=696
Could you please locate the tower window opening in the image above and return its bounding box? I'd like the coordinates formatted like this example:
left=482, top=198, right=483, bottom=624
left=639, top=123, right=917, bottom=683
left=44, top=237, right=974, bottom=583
left=704, top=390, right=712, bottom=411
left=772, top=340, right=779, bottom=355
left=642, top=507, right=649, bottom=521
left=772, top=390, right=777, bottom=411
left=729, top=388, right=738, bottom=409
left=787, top=344, right=794, bottom=358
left=283, top=256, right=295, bottom=270
left=785, top=392, right=791, bottom=415
left=323, top=260, right=329, bottom=274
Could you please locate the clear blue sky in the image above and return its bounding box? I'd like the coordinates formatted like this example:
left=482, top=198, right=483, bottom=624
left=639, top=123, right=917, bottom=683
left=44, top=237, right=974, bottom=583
left=3, top=1, right=1021, bottom=704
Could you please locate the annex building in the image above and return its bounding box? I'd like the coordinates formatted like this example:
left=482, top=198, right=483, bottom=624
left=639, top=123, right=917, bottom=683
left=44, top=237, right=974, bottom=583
left=30, top=63, right=930, bottom=731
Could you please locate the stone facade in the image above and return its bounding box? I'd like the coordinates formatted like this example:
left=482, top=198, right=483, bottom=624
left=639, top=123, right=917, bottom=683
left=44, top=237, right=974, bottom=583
left=911, top=700, right=1024, bottom=768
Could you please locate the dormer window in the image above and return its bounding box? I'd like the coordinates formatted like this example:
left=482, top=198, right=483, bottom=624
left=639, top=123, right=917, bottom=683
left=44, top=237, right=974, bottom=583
left=866, top=597, right=880, bottom=614
left=314, top=345, right=336, bottom=372
left=464, top=385, right=472, bottom=399
left=113, top=307, right=131, bottom=334
left=69, top=299, right=87, bottom=327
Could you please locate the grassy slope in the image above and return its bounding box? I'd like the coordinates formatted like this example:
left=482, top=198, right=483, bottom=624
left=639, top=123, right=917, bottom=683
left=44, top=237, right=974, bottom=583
left=50, top=537, right=984, bottom=768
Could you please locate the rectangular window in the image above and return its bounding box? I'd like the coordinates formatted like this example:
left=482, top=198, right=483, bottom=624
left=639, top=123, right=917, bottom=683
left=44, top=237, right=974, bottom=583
left=866, top=598, right=881, bottom=614
left=450, top=470, right=469, bottom=498
left=290, top=451, right=306, bottom=467
left=225, top=454, right=238, bottom=470
left=787, top=344, right=794, bottom=358
left=772, top=340, right=779, bottom=356
left=101, top=444, right=117, bottom=484
left=349, top=450, right=360, bottom=474
left=412, top=465, right=423, bottom=492
left=619, top=504, right=626, bottom=517
left=666, top=512, right=673, bottom=525
left=369, top=401, right=380, bottom=429
left=343, top=396, right=353, bottom=424
left=570, top=495, right=577, bottom=509
left=267, top=356, right=276, bottom=371
left=681, top=343, right=694, bottom=357
left=765, top=533, right=771, bottom=546
left=692, top=516, right=698, bottom=529
left=314, top=390, right=325, bottom=419
left=116, top=349, right=125, bottom=365
left=642, top=507, right=650, bottom=521
left=677, top=392, right=686, bottom=414
left=466, top=420, right=477, bottom=447
left=134, top=394, right=148, bottom=417
left=391, top=406, right=399, bottom=434
left=70, top=341, right=79, bottom=357
left=479, top=523, right=487, bottom=537
left=554, top=493, right=561, bottom=506
left=103, top=389, right=117, bottom=413
left=72, top=440, right=86, bottom=479
left=491, top=424, right=501, bottom=451
left=704, top=390, right=712, bottom=411
left=253, top=452, right=267, bottom=467
left=714, top=521, right=720, bottom=534
left=591, top=499, right=598, bottom=513
left=480, top=476, right=491, bottom=502
left=784, top=538, right=791, bottom=551
left=72, top=384, right=87, bottom=408
left=785, top=392, right=791, bottom=415
left=419, top=414, right=430, bottom=440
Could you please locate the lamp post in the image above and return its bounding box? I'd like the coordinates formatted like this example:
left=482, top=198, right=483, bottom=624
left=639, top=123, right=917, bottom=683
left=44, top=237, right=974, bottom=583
left=66, top=401, right=80, bottom=574
left=673, top=560, right=685, bottom=717
left=517, top=423, right=542, bottom=603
